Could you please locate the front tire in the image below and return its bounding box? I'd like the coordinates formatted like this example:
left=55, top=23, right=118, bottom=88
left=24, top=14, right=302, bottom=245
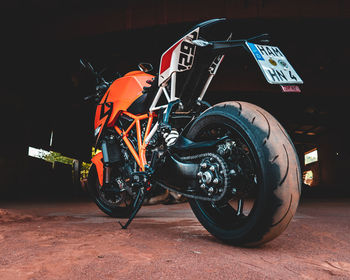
left=87, top=164, right=134, bottom=218
left=186, top=101, right=301, bottom=246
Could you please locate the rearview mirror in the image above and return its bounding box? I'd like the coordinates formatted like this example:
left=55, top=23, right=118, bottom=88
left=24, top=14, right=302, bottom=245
left=80, top=58, right=87, bottom=69
left=138, top=62, right=153, bottom=73
left=80, top=58, right=95, bottom=73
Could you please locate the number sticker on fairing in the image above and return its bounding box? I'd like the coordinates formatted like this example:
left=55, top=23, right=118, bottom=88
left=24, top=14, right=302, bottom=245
left=158, top=28, right=199, bottom=85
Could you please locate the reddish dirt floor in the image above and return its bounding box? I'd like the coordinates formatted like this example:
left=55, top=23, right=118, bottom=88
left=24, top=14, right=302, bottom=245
left=1, top=197, right=350, bottom=280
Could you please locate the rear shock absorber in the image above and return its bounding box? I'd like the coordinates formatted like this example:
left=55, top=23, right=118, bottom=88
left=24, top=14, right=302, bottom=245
left=164, top=129, right=179, bottom=146
left=158, top=122, right=179, bottom=147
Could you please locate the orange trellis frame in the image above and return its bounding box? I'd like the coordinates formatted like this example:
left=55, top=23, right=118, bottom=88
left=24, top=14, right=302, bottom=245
left=114, top=111, right=156, bottom=171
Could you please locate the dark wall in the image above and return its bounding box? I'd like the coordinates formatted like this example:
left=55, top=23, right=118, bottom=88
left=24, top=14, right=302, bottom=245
left=1, top=1, right=349, bottom=196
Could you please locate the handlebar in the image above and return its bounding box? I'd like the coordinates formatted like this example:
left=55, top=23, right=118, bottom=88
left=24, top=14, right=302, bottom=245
left=83, top=94, right=96, bottom=101
left=80, top=58, right=108, bottom=83
left=80, top=58, right=111, bottom=102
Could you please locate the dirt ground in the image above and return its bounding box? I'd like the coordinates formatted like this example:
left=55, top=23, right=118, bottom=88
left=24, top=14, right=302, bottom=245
left=1, top=196, right=350, bottom=280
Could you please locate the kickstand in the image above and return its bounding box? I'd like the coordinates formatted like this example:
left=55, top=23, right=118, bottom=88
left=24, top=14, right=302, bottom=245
left=118, top=188, right=145, bottom=229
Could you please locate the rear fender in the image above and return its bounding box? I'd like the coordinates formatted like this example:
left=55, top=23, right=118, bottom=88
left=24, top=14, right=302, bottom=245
left=91, top=152, right=104, bottom=186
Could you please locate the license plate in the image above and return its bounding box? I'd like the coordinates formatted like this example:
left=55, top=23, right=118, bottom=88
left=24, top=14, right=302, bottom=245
left=246, top=42, right=303, bottom=85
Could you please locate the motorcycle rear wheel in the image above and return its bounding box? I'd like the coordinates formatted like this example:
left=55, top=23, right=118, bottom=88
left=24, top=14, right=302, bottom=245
left=87, top=164, right=135, bottom=218
left=186, top=101, right=301, bottom=246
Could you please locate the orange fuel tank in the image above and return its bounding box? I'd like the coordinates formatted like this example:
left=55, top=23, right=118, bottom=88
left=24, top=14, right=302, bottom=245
left=94, top=71, right=154, bottom=136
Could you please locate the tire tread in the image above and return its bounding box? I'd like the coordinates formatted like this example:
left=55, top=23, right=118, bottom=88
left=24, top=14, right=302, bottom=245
left=188, top=101, right=301, bottom=246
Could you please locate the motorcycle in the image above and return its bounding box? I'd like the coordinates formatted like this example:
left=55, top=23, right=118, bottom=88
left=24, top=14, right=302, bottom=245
left=82, top=18, right=303, bottom=246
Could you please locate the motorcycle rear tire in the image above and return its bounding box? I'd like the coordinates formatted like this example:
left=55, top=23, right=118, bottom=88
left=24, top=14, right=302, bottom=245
left=186, top=101, right=301, bottom=246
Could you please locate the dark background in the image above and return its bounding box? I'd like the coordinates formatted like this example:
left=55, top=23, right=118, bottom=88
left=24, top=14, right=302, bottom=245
left=1, top=0, right=349, bottom=199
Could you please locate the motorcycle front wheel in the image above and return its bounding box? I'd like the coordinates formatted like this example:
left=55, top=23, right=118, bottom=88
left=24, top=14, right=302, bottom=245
left=186, top=101, right=301, bottom=246
left=87, top=164, right=135, bottom=218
